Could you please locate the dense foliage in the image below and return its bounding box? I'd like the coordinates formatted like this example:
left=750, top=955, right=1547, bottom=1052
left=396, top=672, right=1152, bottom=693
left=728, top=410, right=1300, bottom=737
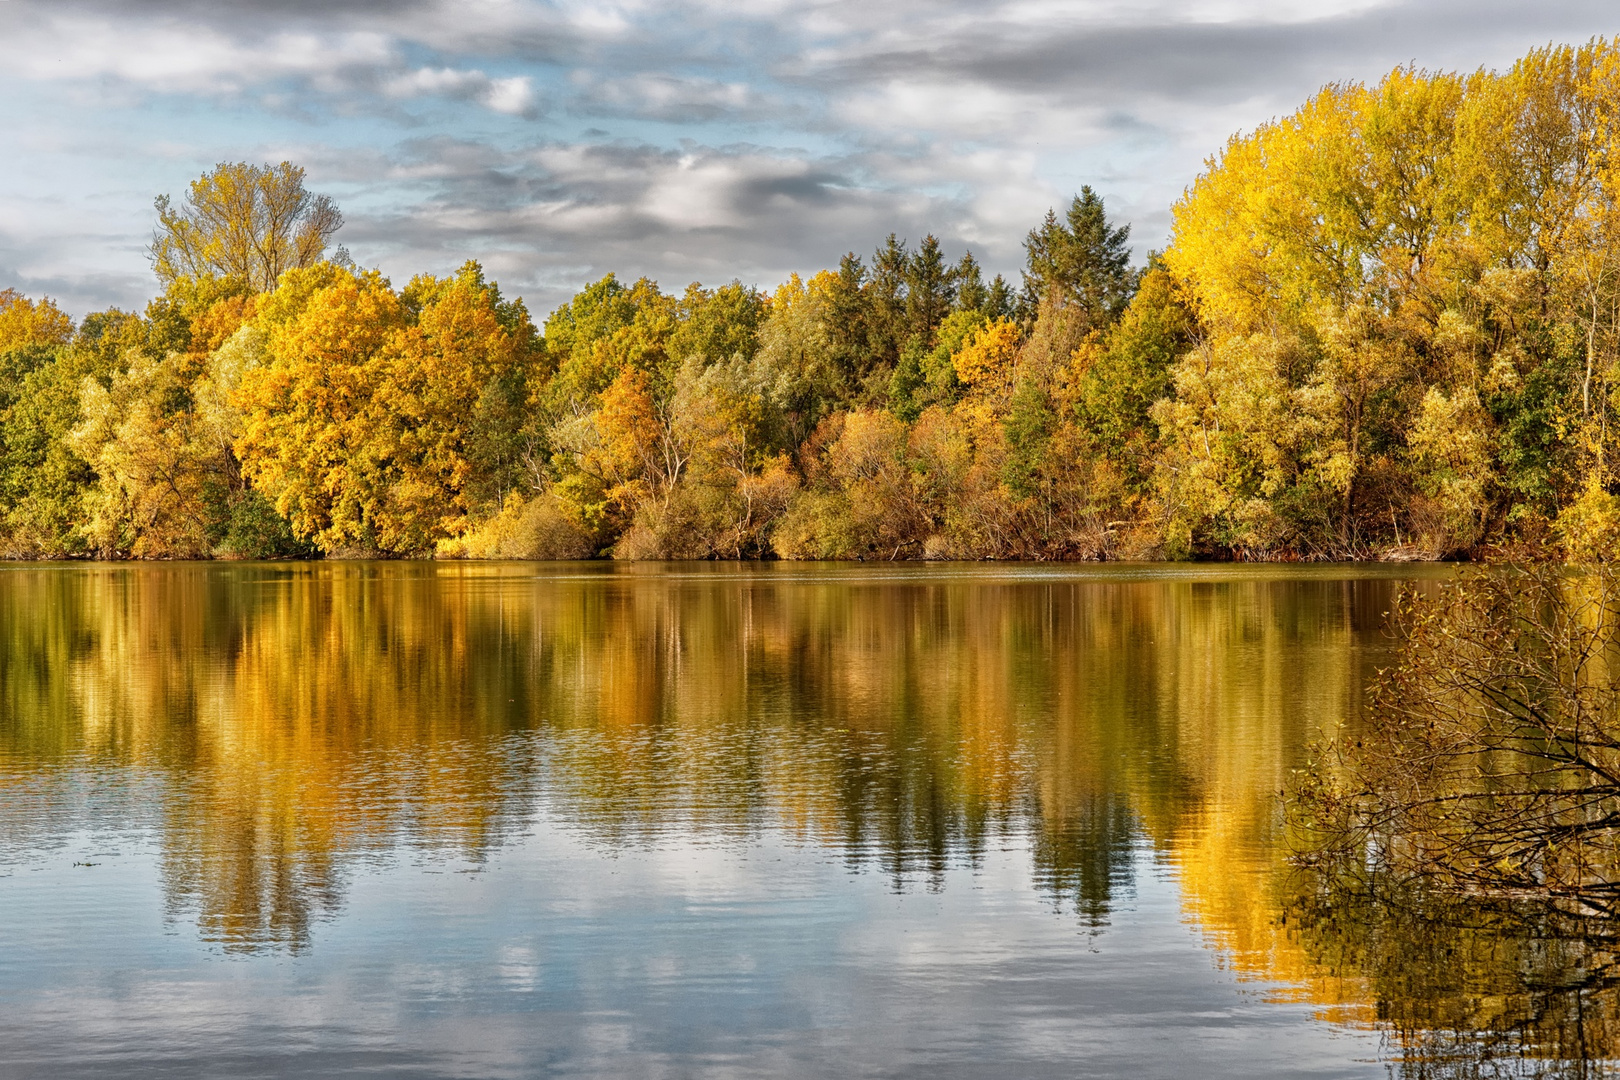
left=14, top=41, right=1620, bottom=560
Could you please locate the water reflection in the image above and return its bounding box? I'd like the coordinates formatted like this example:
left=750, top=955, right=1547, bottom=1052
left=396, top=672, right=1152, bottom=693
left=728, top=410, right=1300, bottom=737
left=0, top=564, right=1377, bottom=938
left=1278, top=871, right=1620, bottom=1078
left=5, top=561, right=1592, bottom=1075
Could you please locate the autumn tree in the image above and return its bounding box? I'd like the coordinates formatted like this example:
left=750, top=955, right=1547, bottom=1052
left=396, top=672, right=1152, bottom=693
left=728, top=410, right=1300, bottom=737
left=1146, top=44, right=1620, bottom=557
left=0, top=290, right=73, bottom=352
left=69, top=349, right=225, bottom=558
left=152, top=162, right=344, bottom=292
left=235, top=262, right=532, bottom=556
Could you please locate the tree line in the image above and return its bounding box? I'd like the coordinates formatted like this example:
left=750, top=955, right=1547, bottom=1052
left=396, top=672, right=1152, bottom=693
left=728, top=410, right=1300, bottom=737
left=9, top=41, right=1620, bottom=560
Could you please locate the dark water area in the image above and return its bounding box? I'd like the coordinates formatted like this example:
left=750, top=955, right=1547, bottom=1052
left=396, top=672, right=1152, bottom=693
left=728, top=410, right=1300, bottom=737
left=0, top=561, right=1601, bottom=1078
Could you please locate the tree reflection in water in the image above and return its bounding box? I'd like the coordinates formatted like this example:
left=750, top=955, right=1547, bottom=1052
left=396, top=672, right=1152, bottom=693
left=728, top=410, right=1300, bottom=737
left=3, top=562, right=1608, bottom=1072
left=1278, top=870, right=1620, bottom=1078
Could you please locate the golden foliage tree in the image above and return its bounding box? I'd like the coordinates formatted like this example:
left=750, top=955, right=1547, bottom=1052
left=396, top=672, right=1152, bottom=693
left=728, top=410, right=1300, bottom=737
left=152, top=162, right=343, bottom=292
left=235, top=263, right=529, bottom=556
left=0, top=290, right=73, bottom=351
left=1152, top=41, right=1620, bottom=558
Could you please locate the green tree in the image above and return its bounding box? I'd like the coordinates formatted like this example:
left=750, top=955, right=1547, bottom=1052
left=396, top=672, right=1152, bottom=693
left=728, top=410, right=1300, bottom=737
left=1022, top=187, right=1137, bottom=328
left=1074, top=264, right=1194, bottom=490
left=867, top=234, right=910, bottom=377
left=905, top=234, right=955, bottom=346
left=823, top=253, right=873, bottom=394
left=953, top=252, right=988, bottom=314
left=0, top=312, right=141, bottom=556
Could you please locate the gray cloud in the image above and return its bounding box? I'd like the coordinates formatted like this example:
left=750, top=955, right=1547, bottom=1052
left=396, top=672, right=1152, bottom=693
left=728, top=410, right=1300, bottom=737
left=569, top=73, right=775, bottom=125
left=811, top=0, right=1620, bottom=102
left=332, top=137, right=989, bottom=311
left=13, top=1, right=1619, bottom=106
left=0, top=233, right=154, bottom=318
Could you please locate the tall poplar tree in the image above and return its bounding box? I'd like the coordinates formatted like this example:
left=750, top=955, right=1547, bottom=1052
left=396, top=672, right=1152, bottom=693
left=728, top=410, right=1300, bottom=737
left=151, top=162, right=344, bottom=293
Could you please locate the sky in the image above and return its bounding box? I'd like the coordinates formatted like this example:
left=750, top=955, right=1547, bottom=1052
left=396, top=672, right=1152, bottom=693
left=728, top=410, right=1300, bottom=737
left=1, top=0, right=1618, bottom=321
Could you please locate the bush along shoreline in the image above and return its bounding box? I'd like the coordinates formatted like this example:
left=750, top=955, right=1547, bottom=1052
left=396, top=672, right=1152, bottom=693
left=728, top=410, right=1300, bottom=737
left=14, top=43, right=1620, bottom=562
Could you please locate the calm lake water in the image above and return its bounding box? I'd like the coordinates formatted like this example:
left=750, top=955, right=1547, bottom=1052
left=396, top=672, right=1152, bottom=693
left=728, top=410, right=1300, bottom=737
left=0, top=561, right=1601, bottom=1079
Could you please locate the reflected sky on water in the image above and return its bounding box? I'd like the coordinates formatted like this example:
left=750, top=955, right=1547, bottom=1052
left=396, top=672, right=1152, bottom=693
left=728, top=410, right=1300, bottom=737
left=0, top=561, right=1553, bottom=1078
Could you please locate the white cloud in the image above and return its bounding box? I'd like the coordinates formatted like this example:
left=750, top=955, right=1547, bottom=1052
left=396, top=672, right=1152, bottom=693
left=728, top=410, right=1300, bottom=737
left=484, top=76, right=538, bottom=116
left=384, top=67, right=491, bottom=98
left=383, top=67, right=539, bottom=116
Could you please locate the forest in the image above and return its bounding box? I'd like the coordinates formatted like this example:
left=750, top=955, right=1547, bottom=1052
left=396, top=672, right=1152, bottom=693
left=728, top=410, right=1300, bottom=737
left=7, top=40, right=1620, bottom=561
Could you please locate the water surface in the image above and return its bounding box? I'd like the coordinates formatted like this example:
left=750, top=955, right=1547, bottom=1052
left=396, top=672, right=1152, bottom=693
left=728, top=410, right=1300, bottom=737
left=0, top=561, right=1579, bottom=1078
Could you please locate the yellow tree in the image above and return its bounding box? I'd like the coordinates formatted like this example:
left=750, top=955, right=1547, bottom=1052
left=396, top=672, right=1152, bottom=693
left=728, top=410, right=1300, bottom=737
left=366, top=269, right=527, bottom=548
left=234, top=268, right=405, bottom=552
left=1159, top=64, right=1520, bottom=554
left=0, top=290, right=73, bottom=351
left=237, top=263, right=530, bottom=556
left=952, top=318, right=1023, bottom=395
left=1151, top=333, right=1310, bottom=556
left=1164, top=82, right=1370, bottom=336
left=68, top=353, right=222, bottom=558
left=152, top=162, right=344, bottom=292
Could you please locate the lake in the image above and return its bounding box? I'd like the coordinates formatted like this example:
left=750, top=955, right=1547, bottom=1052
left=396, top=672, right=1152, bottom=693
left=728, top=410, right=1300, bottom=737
left=0, top=561, right=1599, bottom=1078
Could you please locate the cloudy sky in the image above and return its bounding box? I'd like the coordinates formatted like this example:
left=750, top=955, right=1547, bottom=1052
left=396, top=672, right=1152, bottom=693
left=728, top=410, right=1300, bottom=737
left=1, top=0, right=1617, bottom=319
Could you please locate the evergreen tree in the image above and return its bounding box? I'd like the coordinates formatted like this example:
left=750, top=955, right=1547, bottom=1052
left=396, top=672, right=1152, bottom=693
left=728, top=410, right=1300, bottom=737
left=825, top=253, right=872, bottom=394
left=867, top=234, right=910, bottom=373
left=954, top=252, right=987, bottom=315
left=1022, top=187, right=1136, bottom=328
left=905, top=234, right=955, bottom=346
